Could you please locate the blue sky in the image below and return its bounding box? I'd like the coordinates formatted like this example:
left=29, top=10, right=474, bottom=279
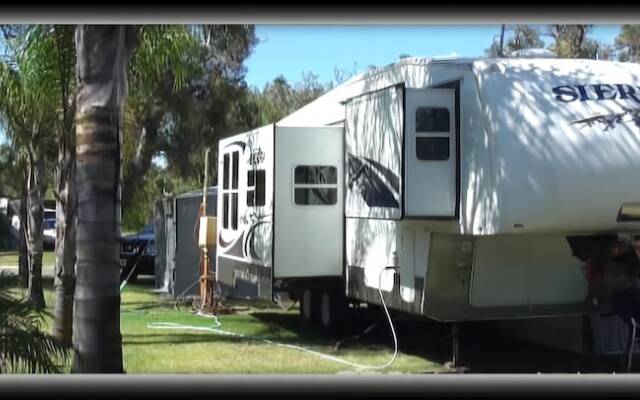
left=244, top=25, right=623, bottom=89
left=0, top=25, right=625, bottom=144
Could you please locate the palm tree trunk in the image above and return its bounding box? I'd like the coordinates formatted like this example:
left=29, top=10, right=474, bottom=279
left=53, top=125, right=76, bottom=346
left=499, top=24, right=506, bottom=57
left=71, top=25, right=137, bottom=373
left=26, top=144, right=45, bottom=310
left=18, top=180, right=28, bottom=288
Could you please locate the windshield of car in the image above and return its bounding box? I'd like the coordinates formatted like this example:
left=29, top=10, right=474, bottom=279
left=140, top=224, right=154, bottom=235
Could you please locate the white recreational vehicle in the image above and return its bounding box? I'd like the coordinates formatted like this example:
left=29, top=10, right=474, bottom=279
left=216, top=57, right=640, bottom=343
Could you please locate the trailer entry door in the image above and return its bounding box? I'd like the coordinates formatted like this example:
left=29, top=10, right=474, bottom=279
left=273, top=126, right=344, bottom=279
left=405, top=88, right=457, bottom=217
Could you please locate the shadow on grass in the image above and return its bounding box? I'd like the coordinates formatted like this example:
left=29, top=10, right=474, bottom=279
left=453, top=321, right=635, bottom=373
left=249, top=312, right=332, bottom=345
left=249, top=309, right=636, bottom=373
left=121, top=301, right=175, bottom=310
left=123, top=332, right=247, bottom=346
left=222, top=297, right=287, bottom=310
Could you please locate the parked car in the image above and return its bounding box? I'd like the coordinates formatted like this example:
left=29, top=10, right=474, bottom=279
left=120, top=223, right=155, bottom=282
left=42, top=209, right=56, bottom=250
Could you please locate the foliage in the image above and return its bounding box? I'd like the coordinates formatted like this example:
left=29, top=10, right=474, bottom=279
left=548, top=25, right=599, bottom=59
left=121, top=25, right=258, bottom=226
left=0, top=143, right=23, bottom=198
left=0, top=272, right=69, bottom=373
left=0, top=26, right=57, bottom=150
left=121, top=167, right=166, bottom=231
left=248, top=71, right=329, bottom=128
left=0, top=25, right=74, bottom=201
left=486, top=24, right=622, bottom=61
left=615, top=25, right=640, bottom=62
left=505, top=25, right=544, bottom=54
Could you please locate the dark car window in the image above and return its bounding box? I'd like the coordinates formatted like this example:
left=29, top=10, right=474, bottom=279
left=140, top=224, right=154, bottom=235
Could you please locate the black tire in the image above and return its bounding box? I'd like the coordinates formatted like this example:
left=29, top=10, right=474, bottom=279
left=299, top=286, right=319, bottom=324
left=318, top=286, right=347, bottom=335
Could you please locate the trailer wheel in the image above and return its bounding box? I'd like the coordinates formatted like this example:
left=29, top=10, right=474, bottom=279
left=319, top=288, right=347, bottom=334
left=300, top=287, right=318, bottom=324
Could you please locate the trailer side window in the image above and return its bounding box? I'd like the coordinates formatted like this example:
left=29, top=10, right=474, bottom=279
left=293, top=165, right=338, bottom=205
left=223, top=154, right=230, bottom=190
left=415, top=107, right=450, bottom=161
left=231, top=193, right=238, bottom=230
left=247, top=169, right=266, bottom=207
left=416, top=137, right=450, bottom=161
left=222, top=150, right=240, bottom=230
left=222, top=193, right=229, bottom=229
left=232, top=152, right=239, bottom=190
left=416, top=107, right=449, bottom=132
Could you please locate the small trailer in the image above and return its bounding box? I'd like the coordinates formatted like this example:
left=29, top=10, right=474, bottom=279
left=216, top=57, right=640, bottom=356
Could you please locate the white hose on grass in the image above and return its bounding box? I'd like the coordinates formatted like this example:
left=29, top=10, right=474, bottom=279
left=147, top=266, right=401, bottom=371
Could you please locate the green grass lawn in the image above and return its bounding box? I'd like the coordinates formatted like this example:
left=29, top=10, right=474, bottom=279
left=15, top=276, right=444, bottom=374
left=0, top=251, right=55, bottom=267
left=119, top=284, right=443, bottom=373
left=7, top=274, right=632, bottom=374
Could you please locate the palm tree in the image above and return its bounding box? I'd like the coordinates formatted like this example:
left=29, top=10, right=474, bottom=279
left=6, top=25, right=82, bottom=347
left=72, top=25, right=138, bottom=373
left=0, top=272, right=69, bottom=373
left=72, top=24, right=202, bottom=372
left=46, top=25, right=77, bottom=346
left=0, top=25, right=58, bottom=310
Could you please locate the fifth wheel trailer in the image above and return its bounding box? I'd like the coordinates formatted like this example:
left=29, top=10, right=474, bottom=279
left=216, top=57, right=640, bottom=353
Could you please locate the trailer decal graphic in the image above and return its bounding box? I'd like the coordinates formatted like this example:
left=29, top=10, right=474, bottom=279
left=223, top=141, right=247, bottom=152
left=219, top=232, right=245, bottom=258
left=244, top=219, right=271, bottom=262
left=347, top=153, right=400, bottom=208
left=553, top=84, right=640, bottom=103
left=218, top=234, right=236, bottom=248
left=570, top=108, right=640, bottom=131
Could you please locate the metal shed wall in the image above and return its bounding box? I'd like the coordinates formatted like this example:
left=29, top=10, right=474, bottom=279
left=154, top=198, right=174, bottom=292
left=172, top=187, right=217, bottom=298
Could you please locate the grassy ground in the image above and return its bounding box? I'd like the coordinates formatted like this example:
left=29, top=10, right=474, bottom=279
left=121, top=284, right=443, bottom=373
left=0, top=251, right=55, bottom=267
left=5, top=273, right=634, bottom=374
left=12, top=276, right=444, bottom=374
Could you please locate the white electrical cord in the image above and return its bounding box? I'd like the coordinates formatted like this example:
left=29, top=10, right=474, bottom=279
left=174, top=278, right=201, bottom=309
left=146, top=266, right=401, bottom=371
left=119, top=240, right=151, bottom=292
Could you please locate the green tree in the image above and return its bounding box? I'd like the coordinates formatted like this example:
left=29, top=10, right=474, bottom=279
left=2, top=25, right=78, bottom=345
left=121, top=25, right=201, bottom=229
left=46, top=25, right=77, bottom=347
left=121, top=25, right=259, bottom=230
left=548, top=25, right=598, bottom=59
left=0, top=25, right=58, bottom=310
left=249, top=72, right=328, bottom=128
left=486, top=25, right=545, bottom=57
left=615, top=25, right=640, bottom=62
left=505, top=25, right=544, bottom=54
